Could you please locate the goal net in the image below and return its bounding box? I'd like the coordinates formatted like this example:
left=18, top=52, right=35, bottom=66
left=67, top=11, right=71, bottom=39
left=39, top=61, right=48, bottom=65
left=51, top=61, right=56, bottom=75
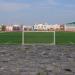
left=22, top=30, right=55, bottom=45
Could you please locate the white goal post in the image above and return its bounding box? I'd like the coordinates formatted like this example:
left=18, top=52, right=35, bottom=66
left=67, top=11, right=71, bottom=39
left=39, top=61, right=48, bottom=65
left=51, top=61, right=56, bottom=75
left=22, top=25, right=24, bottom=45
left=54, top=31, right=55, bottom=45
left=22, top=26, right=55, bottom=45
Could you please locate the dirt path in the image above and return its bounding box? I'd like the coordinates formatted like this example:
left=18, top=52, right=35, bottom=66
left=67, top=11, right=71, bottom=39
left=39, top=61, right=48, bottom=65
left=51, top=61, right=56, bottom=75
left=0, top=45, right=75, bottom=75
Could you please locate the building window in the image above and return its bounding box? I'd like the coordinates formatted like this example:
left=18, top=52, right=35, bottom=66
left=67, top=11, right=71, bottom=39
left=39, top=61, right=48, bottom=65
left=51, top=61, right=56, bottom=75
left=38, top=26, right=40, bottom=28
left=44, top=26, right=46, bottom=28
left=41, top=26, right=43, bottom=28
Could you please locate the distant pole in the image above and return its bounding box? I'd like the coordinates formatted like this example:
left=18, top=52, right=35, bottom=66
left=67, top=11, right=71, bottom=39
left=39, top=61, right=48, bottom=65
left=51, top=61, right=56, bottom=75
left=54, top=31, right=55, bottom=45
left=22, top=25, right=24, bottom=45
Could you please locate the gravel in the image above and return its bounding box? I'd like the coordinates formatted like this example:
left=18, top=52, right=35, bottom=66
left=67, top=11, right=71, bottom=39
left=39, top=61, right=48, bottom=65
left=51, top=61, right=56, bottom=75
left=0, top=45, right=75, bottom=75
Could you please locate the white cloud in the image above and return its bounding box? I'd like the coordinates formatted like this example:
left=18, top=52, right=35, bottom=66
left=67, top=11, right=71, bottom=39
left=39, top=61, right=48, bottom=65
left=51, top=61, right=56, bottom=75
left=32, top=0, right=60, bottom=9
left=0, top=2, right=30, bottom=12
left=48, top=0, right=59, bottom=6
left=64, top=4, right=75, bottom=8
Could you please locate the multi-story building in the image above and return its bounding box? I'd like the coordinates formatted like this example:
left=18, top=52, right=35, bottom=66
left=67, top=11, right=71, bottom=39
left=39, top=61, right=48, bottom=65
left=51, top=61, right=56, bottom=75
left=6, top=25, right=13, bottom=32
left=33, top=23, right=62, bottom=31
left=13, top=24, right=22, bottom=31
left=23, top=25, right=32, bottom=31
left=1, top=23, right=74, bottom=32
left=60, top=24, right=65, bottom=31
left=33, top=24, right=47, bottom=31
left=65, top=24, right=75, bottom=32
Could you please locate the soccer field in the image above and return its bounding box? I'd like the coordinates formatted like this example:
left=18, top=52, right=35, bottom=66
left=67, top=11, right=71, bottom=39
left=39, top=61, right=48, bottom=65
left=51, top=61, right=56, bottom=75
left=0, top=31, right=75, bottom=44
left=56, top=32, right=75, bottom=44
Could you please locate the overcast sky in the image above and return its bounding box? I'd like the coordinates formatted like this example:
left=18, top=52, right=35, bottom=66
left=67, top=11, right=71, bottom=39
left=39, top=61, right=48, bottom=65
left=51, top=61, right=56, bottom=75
left=0, top=0, right=75, bottom=25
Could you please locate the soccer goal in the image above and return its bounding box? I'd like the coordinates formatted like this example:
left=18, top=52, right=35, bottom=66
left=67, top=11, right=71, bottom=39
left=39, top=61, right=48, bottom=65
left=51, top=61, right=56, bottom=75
left=22, top=28, right=55, bottom=45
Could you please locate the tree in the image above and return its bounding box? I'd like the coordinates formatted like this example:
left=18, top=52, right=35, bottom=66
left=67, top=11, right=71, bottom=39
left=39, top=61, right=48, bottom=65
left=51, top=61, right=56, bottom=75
left=2, top=25, right=6, bottom=31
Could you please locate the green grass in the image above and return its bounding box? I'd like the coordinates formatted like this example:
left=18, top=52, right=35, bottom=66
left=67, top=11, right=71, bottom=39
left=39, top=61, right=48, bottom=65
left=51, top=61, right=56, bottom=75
left=0, top=31, right=75, bottom=44
left=0, top=32, right=53, bottom=44
left=56, top=32, right=75, bottom=44
left=0, top=32, right=22, bottom=44
left=24, top=32, right=53, bottom=44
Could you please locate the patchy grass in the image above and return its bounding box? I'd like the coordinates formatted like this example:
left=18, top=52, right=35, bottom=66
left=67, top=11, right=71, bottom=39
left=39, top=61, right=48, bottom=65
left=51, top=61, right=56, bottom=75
left=0, top=31, right=75, bottom=44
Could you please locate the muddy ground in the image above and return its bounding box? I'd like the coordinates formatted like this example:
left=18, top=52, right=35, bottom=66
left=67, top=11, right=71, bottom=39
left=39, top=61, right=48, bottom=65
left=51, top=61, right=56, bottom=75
left=0, top=45, right=75, bottom=75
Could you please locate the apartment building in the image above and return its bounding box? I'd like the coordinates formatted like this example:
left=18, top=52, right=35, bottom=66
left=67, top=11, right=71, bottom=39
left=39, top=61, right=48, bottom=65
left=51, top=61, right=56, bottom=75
left=0, top=23, right=73, bottom=32
left=33, top=24, right=47, bottom=31
left=13, top=25, right=22, bottom=31
left=33, top=23, right=62, bottom=31
left=65, top=24, right=75, bottom=32
left=23, top=25, right=32, bottom=31
left=6, top=25, right=13, bottom=32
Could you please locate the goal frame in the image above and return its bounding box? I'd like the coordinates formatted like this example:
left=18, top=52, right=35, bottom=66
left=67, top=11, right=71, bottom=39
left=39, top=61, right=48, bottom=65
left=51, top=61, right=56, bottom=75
left=22, top=28, right=55, bottom=45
